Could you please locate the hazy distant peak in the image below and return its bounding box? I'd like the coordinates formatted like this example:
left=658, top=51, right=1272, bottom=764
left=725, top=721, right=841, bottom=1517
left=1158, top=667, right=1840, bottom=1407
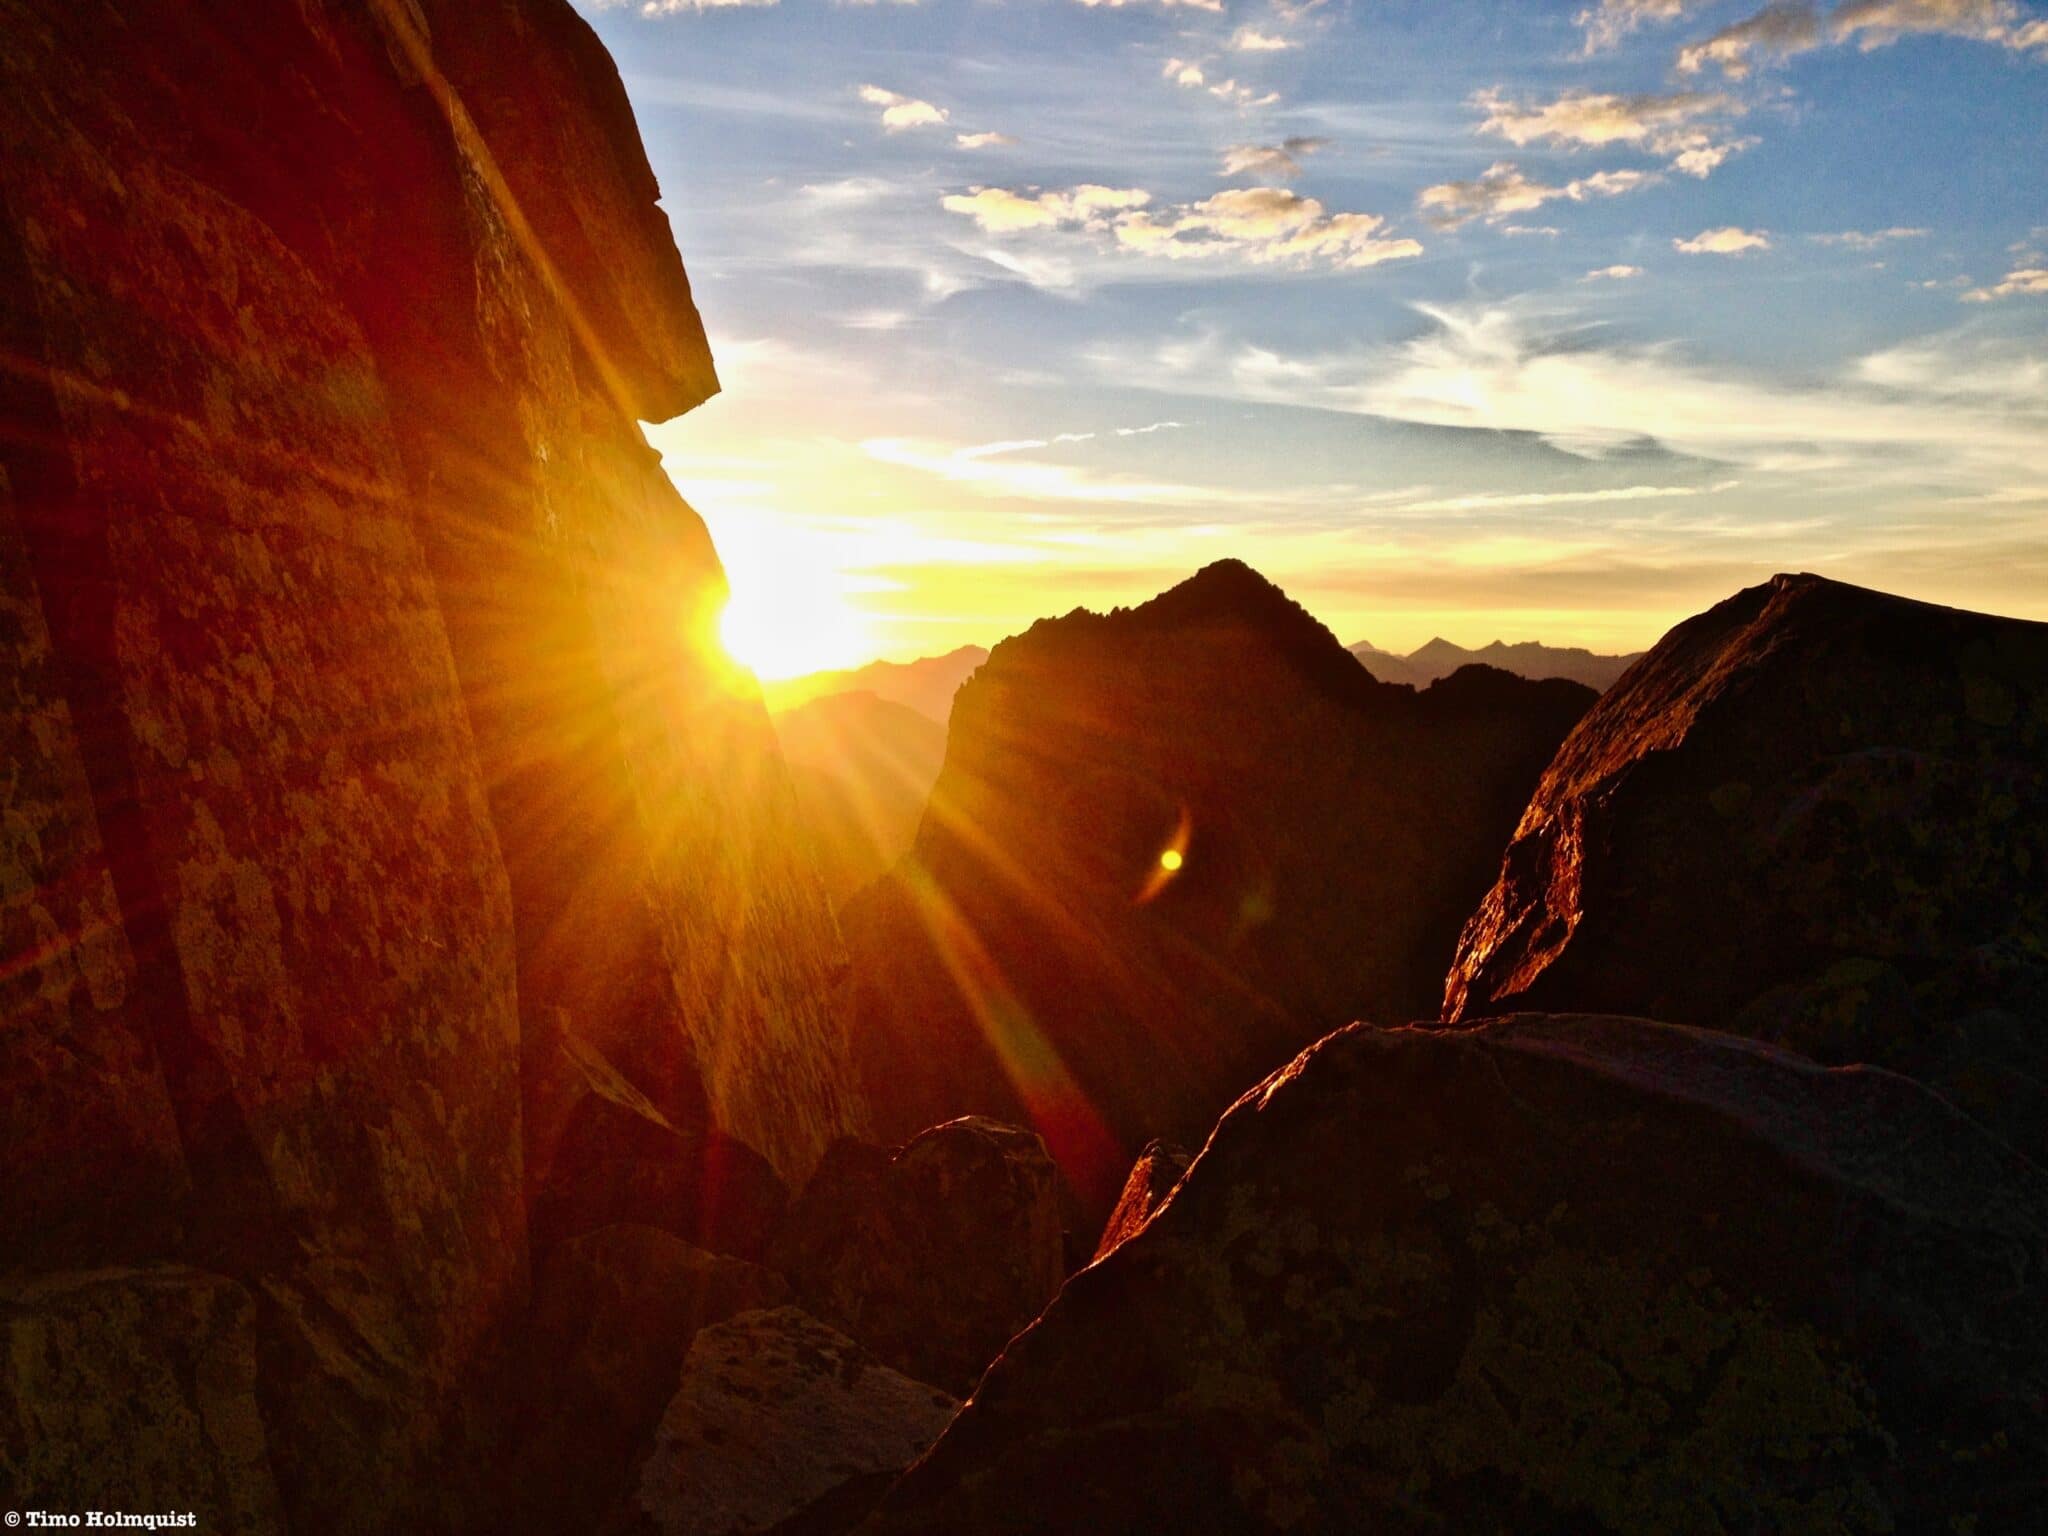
left=1349, top=632, right=1643, bottom=691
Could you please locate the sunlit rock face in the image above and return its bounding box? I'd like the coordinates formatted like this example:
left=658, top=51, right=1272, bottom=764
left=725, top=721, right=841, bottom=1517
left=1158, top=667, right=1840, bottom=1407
left=840, top=559, right=1593, bottom=1210
left=865, top=1015, right=2048, bottom=1534
left=1446, top=573, right=2048, bottom=1162
left=0, top=0, right=862, bottom=1523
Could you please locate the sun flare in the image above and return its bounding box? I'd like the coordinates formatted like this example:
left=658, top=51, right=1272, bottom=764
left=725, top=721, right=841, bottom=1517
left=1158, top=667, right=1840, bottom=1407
left=710, top=518, right=877, bottom=681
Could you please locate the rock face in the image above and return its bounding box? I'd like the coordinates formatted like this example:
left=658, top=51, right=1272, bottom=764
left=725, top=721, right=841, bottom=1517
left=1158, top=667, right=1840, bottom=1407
left=1093, top=1139, right=1192, bottom=1261
left=841, top=561, right=1593, bottom=1207
left=0, top=0, right=863, bottom=1525
left=504, top=1228, right=789, bottom=1536
left=621, top=1307, right=959, bottom=1536
left=1446, top=574, right=2048, bottom=1161
left=773, top=1117, right=1066, bottom=1394
left=866, top=1015, right=2048, bottom=1534
left=0, top=1268, right=284, bottom=1533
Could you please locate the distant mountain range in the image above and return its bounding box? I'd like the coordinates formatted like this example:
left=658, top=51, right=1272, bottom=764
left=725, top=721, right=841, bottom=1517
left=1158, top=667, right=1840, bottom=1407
left=1349, top=636, right=1642, bottom=692
left=763, top=645, right=989, bottom=725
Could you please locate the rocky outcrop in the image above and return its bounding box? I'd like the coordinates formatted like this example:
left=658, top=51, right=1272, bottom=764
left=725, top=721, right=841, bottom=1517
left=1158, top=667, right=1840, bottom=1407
left=841, top=560, right=1593, bottom=1208
left=866, top=1014, right=2048, bottom=1534
left=504, top=1228, right=789, bottom=1536
left=619, top=1307, right=959, bottom=1536
left=1, top=0, right=863, bottom=1524
left=0, top=1267, right=284, bottom=1532
left=1093, top=1139, right=1191, bottom=1260
left=773, top=1117, right=1066, bottom=1394
left=1446, top=574, right=2048, bottom=1161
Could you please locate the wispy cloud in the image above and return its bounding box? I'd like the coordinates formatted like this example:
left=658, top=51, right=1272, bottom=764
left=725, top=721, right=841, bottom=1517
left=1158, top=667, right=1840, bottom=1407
left=1678, top=2, right=1821, bottom=76
left=1964, top=266, right=2048, bottom=301
left=1220, top=136, right=1331, bottom=180
left=942, top=184, right=1152, bottom=233
left=1418, top=161, right=1656, bottom=228
left=1076, top=0, right=1223, bottom=11
left=1584, top=264, right=1646, bottom=280
left=1675, top=225, right=1771, bottom=254
left=1114, top=188, right=1423, bottom=269
left=1576, top=0, right=1702, bottom=53
left=858, top=84, right=949, bottom=131
left=1164, top=55, right=1281, bottom=106
left=862, top=435, right=1241, bottom=506
left=1678, top=0, right=2048, bottom=77
left=1231, top=26, right=1296, bottom=50
left=943, top=183, right=1421, bottom=273
left=1833, top=0, right=2048, bottom=54
left=1809, top=226, right=1931, bottom=247
left=1474, top=86, right=1752, bottom=177
left=956, top=130, right=1019, bottom=149
left=1396, top=479, right=1735, bottom=513
left=1124, top=301, right=2047, bottom=493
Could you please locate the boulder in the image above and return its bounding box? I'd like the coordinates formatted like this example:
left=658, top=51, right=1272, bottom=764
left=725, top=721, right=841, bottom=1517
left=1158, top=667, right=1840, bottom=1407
left=1093, top=1139, right=1192, bottom=1261
left=842, top=559, right=1593, bottom=1209
left=0, top=1267, right=284, bottom=1533
left=618, top=1306, right=958, bottom=1536
left=865, top=1015, right=2048, bottom=1534
left=503, top=1226, right=788, bottom=1536
left=773, top=1117, right=1065, bottom=1394
left=1446, top=573, right=2048, bottom=1162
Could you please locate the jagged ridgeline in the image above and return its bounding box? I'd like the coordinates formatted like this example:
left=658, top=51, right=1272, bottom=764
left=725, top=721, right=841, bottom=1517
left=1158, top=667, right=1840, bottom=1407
left=0, top=0, right=865, bottom=1526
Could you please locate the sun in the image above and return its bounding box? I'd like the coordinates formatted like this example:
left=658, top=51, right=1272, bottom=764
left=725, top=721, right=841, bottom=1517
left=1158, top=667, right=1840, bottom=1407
left=709, top=516, right=876, bottom=681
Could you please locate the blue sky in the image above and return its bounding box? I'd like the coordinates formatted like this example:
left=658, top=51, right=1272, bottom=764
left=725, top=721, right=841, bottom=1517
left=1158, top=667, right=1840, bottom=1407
left=572, top=0, right=2046, bottom=674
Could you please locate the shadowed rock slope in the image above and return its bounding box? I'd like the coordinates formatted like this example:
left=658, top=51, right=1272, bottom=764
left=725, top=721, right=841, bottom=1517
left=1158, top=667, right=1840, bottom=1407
left=1446, top=573, right=2048, bottom=1162
left=864, top=1014, right=2048, bottom=1535
left=840, top=560, right=1593, bottom=1208
left=777, top=691, right=949, bottom=905
left=0, top=0, right=863, bottom=1526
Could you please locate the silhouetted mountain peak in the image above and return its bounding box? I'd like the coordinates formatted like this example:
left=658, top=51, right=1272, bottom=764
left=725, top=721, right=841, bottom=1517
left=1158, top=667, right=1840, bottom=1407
left=1015, top=559, right=1392, bottom=713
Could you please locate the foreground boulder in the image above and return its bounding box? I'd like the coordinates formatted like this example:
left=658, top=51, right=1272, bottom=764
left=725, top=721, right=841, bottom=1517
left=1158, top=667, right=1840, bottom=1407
left=1446, top=574, right=2048, bottom=1161
left=772, top=1117, right=1064, bottom=1393
left=842, top=560, right=1592, bottom=1207
left=503, top=1227, right=788, bottom=1536
left=1093, top=1139, right=1192, bottom=1260
left=866, top=1015, right=2048, bottom=1534
left=618, top=1307, right=958, bottom=1536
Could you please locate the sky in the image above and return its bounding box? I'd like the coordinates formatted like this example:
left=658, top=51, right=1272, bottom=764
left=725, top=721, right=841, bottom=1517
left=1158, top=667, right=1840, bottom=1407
left=571, top=0, right=2048, bottom=676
